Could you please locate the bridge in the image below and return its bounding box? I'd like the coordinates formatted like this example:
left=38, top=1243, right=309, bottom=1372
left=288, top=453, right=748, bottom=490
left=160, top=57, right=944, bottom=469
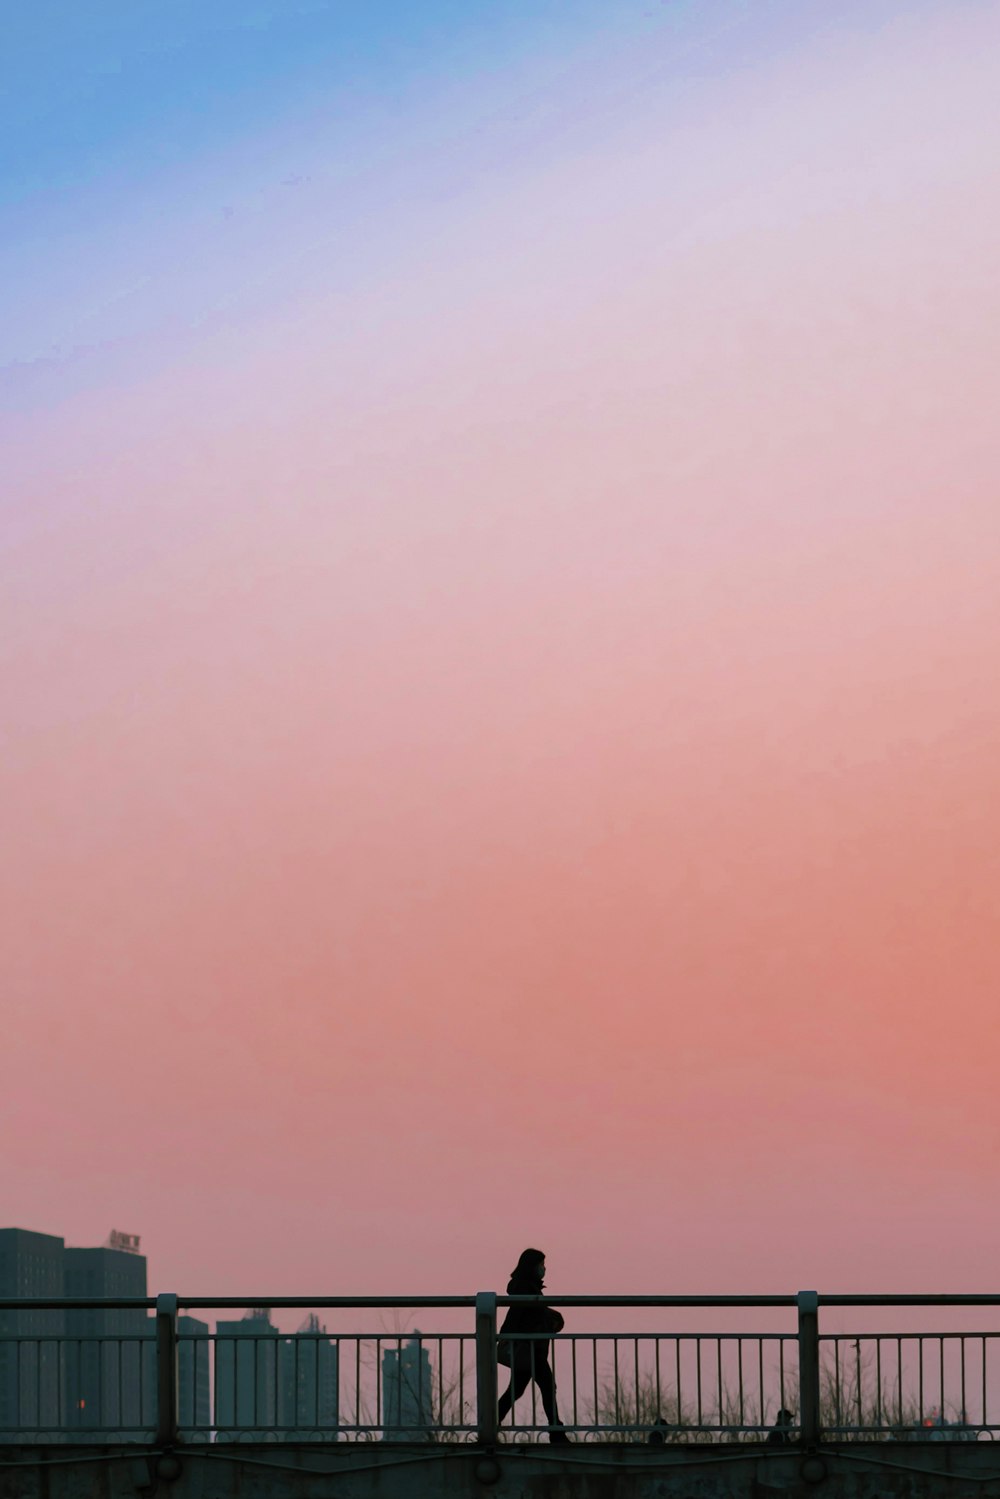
left=2, top=1292, right=999, bottom=1499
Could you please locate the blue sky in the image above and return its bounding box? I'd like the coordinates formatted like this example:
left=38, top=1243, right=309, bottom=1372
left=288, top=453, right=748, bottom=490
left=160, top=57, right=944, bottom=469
left=3, top=3, right=643, bottom=207
left=0, top=0, right=948, bottom=397
left=3, top=0, right=884, bottom=215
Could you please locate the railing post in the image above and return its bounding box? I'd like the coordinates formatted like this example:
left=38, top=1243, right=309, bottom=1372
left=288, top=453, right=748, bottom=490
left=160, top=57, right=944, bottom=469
left=155, top=1294, right=179, bottom=1447
left=797, top=1290, right=820, bottom=1448
left=475, top=1291, right=498, bottom=1446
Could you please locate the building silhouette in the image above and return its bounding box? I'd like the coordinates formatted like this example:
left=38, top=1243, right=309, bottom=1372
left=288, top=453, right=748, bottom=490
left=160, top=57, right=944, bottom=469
left=215, top=1308, right=280, bottom=1440
left=178, top=1316, right=211, bottom=1436
left=382, top=1335, right=433, bottom=1440
left=1, top=1227, right=211, bottom=1440
left=0, top=1229, right=65, bottom=1438
left=278, top=1314, right=339, bottom=1439
left=63, top=1238, right=153, bottom=1435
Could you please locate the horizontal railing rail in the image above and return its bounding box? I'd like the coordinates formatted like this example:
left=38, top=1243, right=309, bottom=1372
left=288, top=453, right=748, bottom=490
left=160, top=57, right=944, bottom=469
left=8, top=1295, right=1000, bottom=1310
left=0, top=1298, right=156, bottom=1310
left=2, top=1295, right=999, bottom=1448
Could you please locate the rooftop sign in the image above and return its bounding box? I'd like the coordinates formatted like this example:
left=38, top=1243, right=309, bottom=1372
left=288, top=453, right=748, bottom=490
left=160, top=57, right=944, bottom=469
left=107, top=1229, right=141, bottom=1254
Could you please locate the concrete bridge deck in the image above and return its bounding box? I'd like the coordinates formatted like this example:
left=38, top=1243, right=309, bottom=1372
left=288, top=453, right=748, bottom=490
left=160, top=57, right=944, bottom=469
left=4, top=1439, right=1000, bottom=1499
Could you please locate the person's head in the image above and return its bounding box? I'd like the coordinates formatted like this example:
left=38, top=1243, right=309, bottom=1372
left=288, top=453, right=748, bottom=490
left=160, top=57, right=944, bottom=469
left=512, top=1248, right=546, bottom=1286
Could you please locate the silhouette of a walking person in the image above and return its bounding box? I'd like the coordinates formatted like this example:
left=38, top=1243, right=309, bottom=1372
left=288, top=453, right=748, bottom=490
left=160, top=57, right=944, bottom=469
left=497, top=1248, right=570, bottom=1443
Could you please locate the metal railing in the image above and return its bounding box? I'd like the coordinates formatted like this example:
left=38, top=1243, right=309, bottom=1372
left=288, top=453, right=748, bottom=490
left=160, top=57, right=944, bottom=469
left=2, top=1293, right=999, bottom=1447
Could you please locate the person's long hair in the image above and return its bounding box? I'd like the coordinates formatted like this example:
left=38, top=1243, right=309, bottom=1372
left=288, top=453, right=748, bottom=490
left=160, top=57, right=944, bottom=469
left=510, top=1248, right=546, bottom=1288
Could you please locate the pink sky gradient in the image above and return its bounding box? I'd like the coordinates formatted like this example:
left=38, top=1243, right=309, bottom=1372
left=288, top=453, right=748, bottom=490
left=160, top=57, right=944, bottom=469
left=3, top=2, right=1000, bottom=1303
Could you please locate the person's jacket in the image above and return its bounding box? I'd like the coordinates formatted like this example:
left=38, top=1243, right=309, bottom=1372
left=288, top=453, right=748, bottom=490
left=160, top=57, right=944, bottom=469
left=498, top=1271, right=564, bottom=1360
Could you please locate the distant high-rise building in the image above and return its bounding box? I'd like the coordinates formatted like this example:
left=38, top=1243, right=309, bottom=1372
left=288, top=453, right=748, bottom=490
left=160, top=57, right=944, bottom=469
left=63, top=1239, right=152, bottom=1435
left=278, top=1314, right=338, bottom=1440
left=178, top=1316, right=211, bottom=1436
left=0, top=1229, right=65, bottom=1437
left=382, top=1335, right=433, bottom=1440
left=215, top=1309, right=280, bottom=1440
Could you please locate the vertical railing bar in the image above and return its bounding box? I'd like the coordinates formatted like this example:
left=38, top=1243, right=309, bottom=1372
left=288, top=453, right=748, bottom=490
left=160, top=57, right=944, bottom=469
left=287, top=1330, right=292, bottom=1433
left=154, top=1295, right=178, bottom=1447
left=474, top=1296, right=498, bottom=1445
left=306, top=1325, right=313, bottom=1434
left=875, top=1337, right=882, bottom=1429
left=634, top=1337, right=641, bottom=1431
left=982, top=1336, right=987, bottom=1430
left=298, top=1325, right=306, bottom=1433
left=696, top=1337, right=703, bottom=1428
left=960, top=1335, right=967, bottom=1427
left=939, top=1336, right=945, bottom=1425
left=572, top=1336, right=578, bottom=1427
left=919, top=1336, right=924, bottom=1425
left=716, top=1337, right=723, bottom=1431
left=758, top=1338, right=764, bottom=1429
left=417, top=1334, right=424, bottom=1434
left=313, top=1326, right=320, bottom=1435
left=313, top=1324, right=320, bottom=1435
left=897, top=1338, right=903, bottom=1427
left=527, top=1335, right=534, bottom=1432
left=856, top=1338, right=863, bottom=1431
left=797, top=1292, right=820, bottom=1447
left=655, top=1337, right=661, bottom=1428
left=592, top=1337, right=598, bottom=1436
left=295, top=1327, right=302, bottom=1435
left=738, top=1336, right=745, bottom=1427
left=613, top=1337, right=620, bottom=1428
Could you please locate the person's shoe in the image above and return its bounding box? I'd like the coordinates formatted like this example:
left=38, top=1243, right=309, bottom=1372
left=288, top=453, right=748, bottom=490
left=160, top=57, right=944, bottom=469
left=549, top=1429, right=572, bottom=1445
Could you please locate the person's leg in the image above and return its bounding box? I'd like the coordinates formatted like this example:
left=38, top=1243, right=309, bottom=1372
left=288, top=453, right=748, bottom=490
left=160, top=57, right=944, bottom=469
left=498, top=1360, right=532, bottom=1425
left=534, top=1358, right=570, bottom=1441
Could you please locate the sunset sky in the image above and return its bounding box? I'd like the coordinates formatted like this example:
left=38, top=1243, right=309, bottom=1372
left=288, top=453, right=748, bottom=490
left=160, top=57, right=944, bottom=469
left=3, top=0, right=999, bottom=1308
